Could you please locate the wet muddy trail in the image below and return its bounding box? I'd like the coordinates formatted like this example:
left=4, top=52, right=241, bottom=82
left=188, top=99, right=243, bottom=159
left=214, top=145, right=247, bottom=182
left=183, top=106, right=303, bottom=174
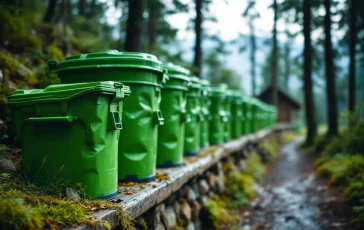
left=241, top=137, right=357, bottom=230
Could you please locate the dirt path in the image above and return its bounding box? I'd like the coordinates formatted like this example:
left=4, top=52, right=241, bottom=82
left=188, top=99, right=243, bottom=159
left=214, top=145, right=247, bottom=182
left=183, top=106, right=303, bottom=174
left=241, top=137, right=355, bottom=230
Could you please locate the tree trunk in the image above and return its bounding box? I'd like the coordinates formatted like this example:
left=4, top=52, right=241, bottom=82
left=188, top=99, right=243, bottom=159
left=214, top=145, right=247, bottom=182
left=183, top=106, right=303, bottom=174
left=348, top=0, right=357, bottom=113
left=125, top=0, right=144, bottom=52
left=89, top=0, right=97, bottom=17
left=284, top=28, right=291, bottom=89
left=193, top=0, right=203, bottom=77
left=43, top=0, right=57, bottom=23
left=324, top=0, right=338, bottom=136
left=303, top=0, right=317, bottom=145
left=148, top=0, right=158, bottom=53
left=78, top=0, right=86, bottom=15
left=271, top=0, right=278, bottom=107
left=249, top=18, right=256, bottom=96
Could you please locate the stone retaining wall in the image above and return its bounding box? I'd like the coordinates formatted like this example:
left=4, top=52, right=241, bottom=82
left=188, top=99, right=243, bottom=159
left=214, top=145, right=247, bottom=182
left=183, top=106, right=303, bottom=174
left=76, top=124, right=290, bottom=230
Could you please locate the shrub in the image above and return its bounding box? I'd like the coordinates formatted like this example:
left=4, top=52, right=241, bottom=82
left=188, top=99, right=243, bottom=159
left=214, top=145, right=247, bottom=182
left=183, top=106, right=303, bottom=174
left=317, top=154, right=364, bottom=186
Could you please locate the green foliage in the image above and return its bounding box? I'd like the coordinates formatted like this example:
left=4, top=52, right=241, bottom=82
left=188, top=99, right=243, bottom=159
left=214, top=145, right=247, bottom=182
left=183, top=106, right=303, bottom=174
left=317, top=154, right=364, bottom=185
left=313, top=114, right=364, bottom=224
left=245, top=152, right=266, bottom=180
left=260, top=135, right=280, bottom=159
left=0, top=198, right=43, bottom=230
left=203, top=196, right=240, bottom=229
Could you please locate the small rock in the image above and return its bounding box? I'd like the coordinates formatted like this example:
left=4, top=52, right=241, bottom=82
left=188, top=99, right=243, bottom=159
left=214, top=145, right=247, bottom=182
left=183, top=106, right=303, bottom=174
left=135, top=216, right=147, bottom=229
left=162, top=206, right=177, bottom=229
left=186, top=222, right=195, bottom=230
left=65, top=188, right=80, bottom=200
left=187, top=187, right=197, bottom=203
left=192, top=183, right=200, bottom=197
left=0, top=158, right=16, bottom=173
left=191, top=201, right=201, bottom=221
left=156, top=203, right=165, bottom=213
left=144, top=207, right=161, bottom=228
left=198, top=196, right=208, bottom=205
left=180, top=201, right=192, bottom=224
left=173, top=201, right=181, bottom=216
left=216, top=162, right=224, bottom=177
left=166, top=193, right=177, bottom=204
left=285, top=215, right=295, bottom=222
left=199, top=180, right=209, bottom=195
left=208, top=173, right=216, bottom=188
left=215, top=176, right=225, bottom=194
left=194, top=220, right=202, bottom=230
left=238, top=159, right=247, bottom=172
left=156, top=223, right=166, bottom=230
left=179, top=185, right=189, bottom=197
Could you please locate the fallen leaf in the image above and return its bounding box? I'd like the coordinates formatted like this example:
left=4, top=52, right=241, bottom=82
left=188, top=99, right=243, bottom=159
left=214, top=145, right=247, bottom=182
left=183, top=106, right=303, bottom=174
left=125, top=190, right=137, bottom=195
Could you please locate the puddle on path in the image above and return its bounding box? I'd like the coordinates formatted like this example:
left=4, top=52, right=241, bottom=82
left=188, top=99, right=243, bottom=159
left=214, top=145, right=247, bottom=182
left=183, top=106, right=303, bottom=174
left=239, top=138, right=356, bottom=230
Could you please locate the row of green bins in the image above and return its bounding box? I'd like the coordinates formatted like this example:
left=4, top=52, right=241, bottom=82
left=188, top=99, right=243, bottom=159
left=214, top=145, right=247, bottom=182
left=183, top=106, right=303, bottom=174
left=209, top=86, right=227, bottom=145
left=8, top=82, right=131, bottom=199
left=184, top=76, right=202, bottom=156
left=157, top=63, right=190, bottom=167
left=49, top=50, right=168, bottom=182
left=200, top=80, right=211, bottom=148
left=230, top=90, right=243, bottom=139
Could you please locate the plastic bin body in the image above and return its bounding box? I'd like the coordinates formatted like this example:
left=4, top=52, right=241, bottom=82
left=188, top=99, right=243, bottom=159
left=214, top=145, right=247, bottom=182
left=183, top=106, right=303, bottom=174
left=50, top=51, right=167, bottom=182
left=230, top=91, right=243, bottom=139
left=223, top=90, right=233, bottom=142
left=8, top=82, right=130, bottom=199
left=157, top=63, right=190, bottom=167
left=199, top=80, right=211, bottom=148
left=209, top=87, right=227, bottom=145
left=184, top=76, right=201, bottom=156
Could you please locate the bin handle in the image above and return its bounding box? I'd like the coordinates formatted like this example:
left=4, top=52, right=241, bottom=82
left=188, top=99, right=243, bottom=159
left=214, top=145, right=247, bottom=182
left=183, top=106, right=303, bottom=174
left=27, top=115, right=76, bottom=123
left=153, top=110, right=164, bottom=126
left=162, top=69, right=169, bottom=84
left=109, top=111, right=123, bottom=130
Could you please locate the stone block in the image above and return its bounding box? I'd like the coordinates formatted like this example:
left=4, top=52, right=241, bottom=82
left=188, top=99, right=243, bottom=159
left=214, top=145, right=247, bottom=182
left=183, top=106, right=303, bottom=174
left=161, top=206, right=177, bottom=229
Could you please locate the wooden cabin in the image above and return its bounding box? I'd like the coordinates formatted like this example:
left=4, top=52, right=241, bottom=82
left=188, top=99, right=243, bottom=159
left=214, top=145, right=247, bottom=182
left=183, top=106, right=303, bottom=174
left=257, top=86, right=301, bottom=123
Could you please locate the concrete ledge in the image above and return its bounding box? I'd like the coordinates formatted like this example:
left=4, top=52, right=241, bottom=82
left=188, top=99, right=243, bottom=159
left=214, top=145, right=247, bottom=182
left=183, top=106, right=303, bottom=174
left=75, top=124, right=290, bottom=230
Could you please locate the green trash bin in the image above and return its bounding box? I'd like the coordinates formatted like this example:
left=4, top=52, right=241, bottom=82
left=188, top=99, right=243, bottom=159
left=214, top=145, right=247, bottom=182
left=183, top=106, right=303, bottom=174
left=199, top=79, right=211, bottom=148
left=241, top=95, right=250, bottom=135
left=223, top=88, right=233, bottom=142
left=243, top=96, right=253, bottom=134
left=8, top=82, right=131, bottom=199
left=209, top=86, right=227, bottom=145
left=250, top=98, right=259, bottom=133
left=184, top=75, right=201, bottom=156
left=157, top=63, right=190, bottom=167
left=49, top=50, right=168, bottom=182
left=230, top=90, right=243, bottom=139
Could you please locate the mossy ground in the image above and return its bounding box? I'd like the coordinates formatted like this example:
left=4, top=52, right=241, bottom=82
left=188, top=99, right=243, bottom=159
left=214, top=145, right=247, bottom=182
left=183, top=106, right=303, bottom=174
left=308, top=112, right=364, bottom=224
left=0, top=172, right=135, bottom=230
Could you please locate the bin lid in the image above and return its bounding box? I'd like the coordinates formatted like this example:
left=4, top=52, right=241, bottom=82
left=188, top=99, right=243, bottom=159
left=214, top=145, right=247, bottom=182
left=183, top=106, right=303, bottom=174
left=8, top=81, right=131, bottom=104
left=189, top=75, right=201, bottom=89
left=231, top=90, right=243, bottom=103
left=200, top=79, right=211, bottom=96
left=163, top=63, right=190, bottom=82
left=49, top=50, right=164, bottom=74
left=210, top=86, right=226, bottom=97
